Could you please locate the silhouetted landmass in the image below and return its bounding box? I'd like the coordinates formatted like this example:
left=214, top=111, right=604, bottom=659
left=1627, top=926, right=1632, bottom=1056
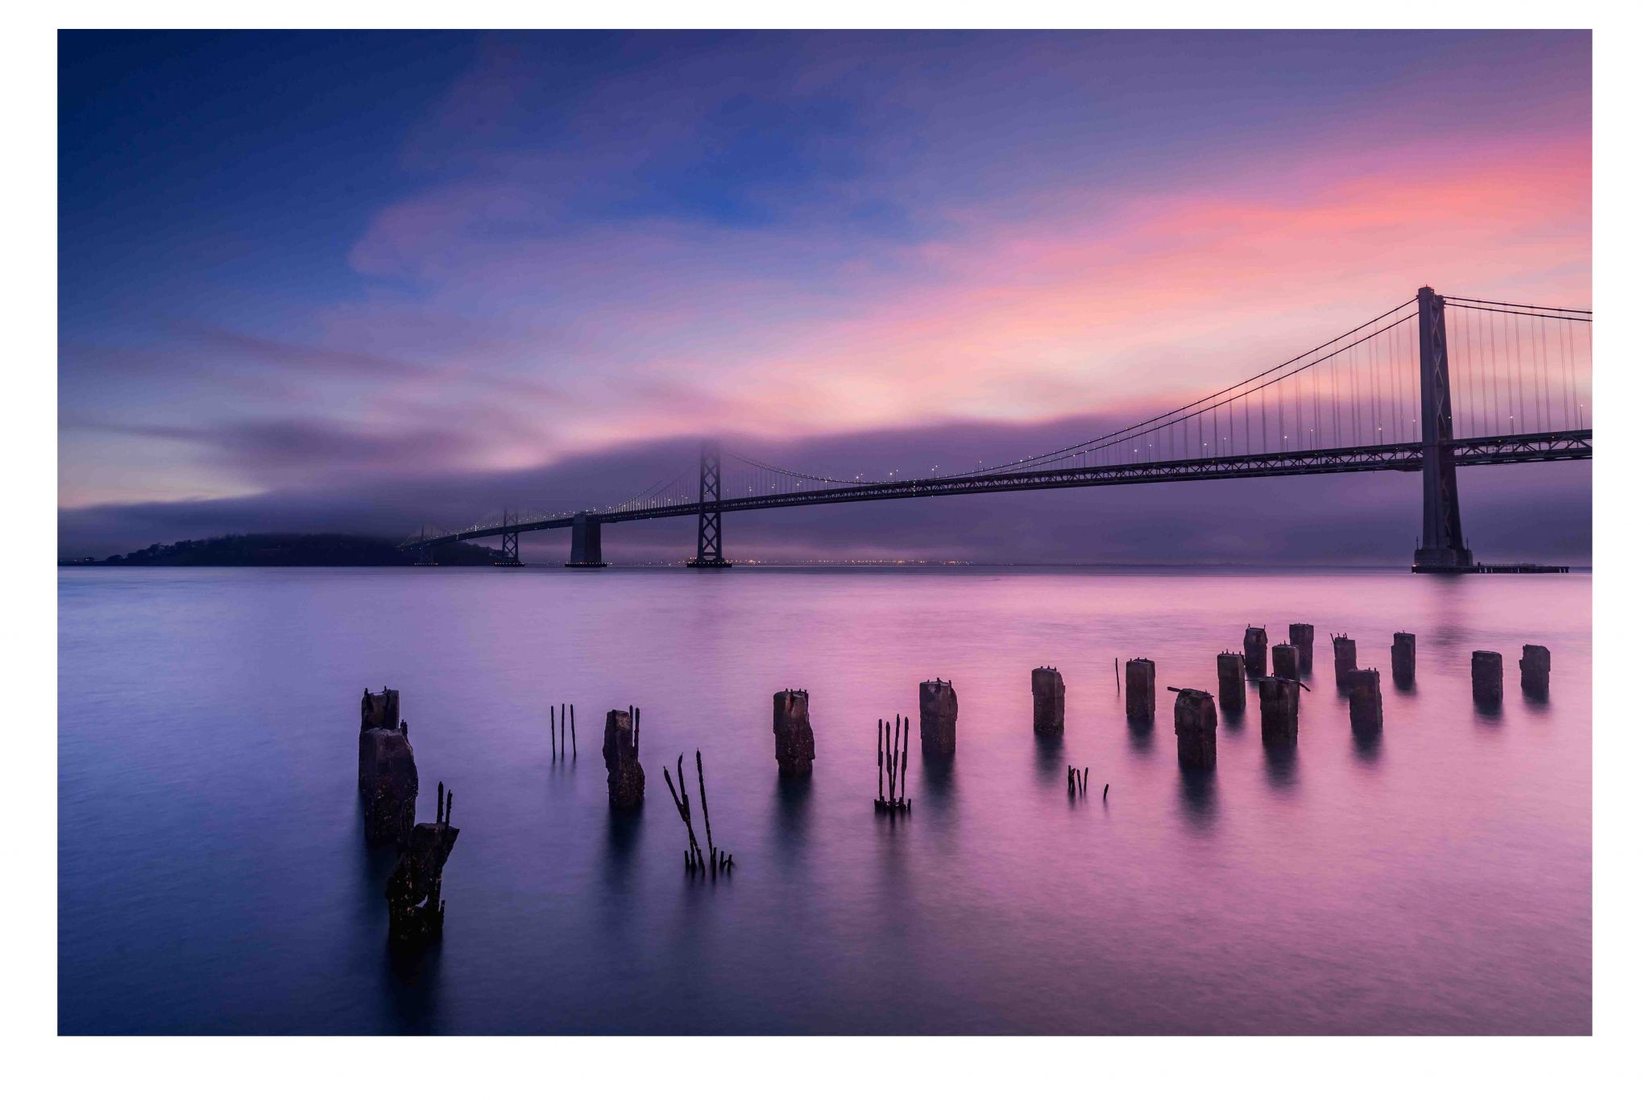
left=61, top=533, right=502, bottom=567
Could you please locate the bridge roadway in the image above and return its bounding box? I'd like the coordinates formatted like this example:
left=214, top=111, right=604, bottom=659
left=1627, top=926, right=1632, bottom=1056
left=406, top=429, right=1592, bottom=549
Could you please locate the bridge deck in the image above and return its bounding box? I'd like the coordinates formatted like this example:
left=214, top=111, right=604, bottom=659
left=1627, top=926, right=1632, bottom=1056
left=406, top=429, right=1591, bottom=548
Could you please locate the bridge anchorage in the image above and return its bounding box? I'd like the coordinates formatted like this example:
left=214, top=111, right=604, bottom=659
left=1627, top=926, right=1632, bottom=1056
left=400, top=285, right=1590, bottom=571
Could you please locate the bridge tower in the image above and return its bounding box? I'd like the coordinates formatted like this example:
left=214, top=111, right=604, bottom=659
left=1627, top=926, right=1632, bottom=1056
left=500, top=512, right=520, bottom=565
left=687, top=439, right=732, bottom=568
left=1413, top=286, right=1474, bottom=573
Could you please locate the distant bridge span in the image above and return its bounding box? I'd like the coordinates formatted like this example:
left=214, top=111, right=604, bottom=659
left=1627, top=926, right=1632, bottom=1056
left=404, top=288, right=1592, bottom=571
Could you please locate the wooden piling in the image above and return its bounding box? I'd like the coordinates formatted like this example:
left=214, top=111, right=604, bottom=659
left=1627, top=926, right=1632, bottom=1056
left=1332, top=634, right=1358, bottom=691
left=1289, top=623, right=1315, bottom=673
left=919, top=679, right=958, bottom=757
left=1472, top=651, right=1503, bottom=707
left=1257, top=676, right=1300, bottom=746
left=1125, top=658, right=1156, bottom=720
left=1216, top=651, right=1245, bottom=711
left=1348, top=668, right=1383, bottom=736
left=1271, top=643, right=1300, bottom=682
left=1520, top=644, right=1550, bottom=697
left=1243, top=626, right=1269, bottom=678
left=1391, top=632, right=1416, bottom=688
left=1032, top=666, right=1065, bottom=738
left=773, top=689, right=816, bottom=777
left=1169, top=687, right=1218, bottom=769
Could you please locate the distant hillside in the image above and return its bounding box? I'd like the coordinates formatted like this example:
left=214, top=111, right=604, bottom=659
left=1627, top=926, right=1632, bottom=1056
left=62, top=533, right=504, bottom=567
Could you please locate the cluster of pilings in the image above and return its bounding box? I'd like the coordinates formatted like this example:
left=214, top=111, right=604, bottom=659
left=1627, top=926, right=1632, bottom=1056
left=358, top=687, right=460, bottom=947
left=1067, top=765, right=1090, bottom=797
left=663, top=751, right=733, bottom=875
left=550, top=703, right=577, bottom=759
left=876, top=716, right=912, bottom=813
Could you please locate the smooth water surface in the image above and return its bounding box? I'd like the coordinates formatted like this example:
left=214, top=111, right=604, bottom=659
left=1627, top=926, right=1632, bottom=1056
left=58, top=566, right=1590, bottom=1034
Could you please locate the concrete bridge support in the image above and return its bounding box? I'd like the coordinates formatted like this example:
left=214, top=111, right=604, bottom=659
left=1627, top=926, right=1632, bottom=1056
left=1472, top=651, right=1503, bottom=708
left=567, top=513, right=607, bottom=568
left=1391, top=632, right=1417, bottom=688
left=773, top=690, right=816, bottom=777
left=1520, top=644, right=1551, bottom=697
left=1348, top=669, right=1384, bottom=736
left=1258, top=676, right=1300, bottom=746
left=1271, top=643, right=1300, bottom=682
left=1333, top=635, right=1358, bottom=691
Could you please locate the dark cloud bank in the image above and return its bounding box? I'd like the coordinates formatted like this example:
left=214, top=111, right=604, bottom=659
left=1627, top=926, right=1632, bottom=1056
left=58, top=416, right=1591, bottom=565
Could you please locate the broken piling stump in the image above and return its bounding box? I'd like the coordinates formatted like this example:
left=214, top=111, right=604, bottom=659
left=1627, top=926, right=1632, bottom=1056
left=1216, top=651, right=1245, bottom=712
left=1167, top=686, right=1218, bottom=769
left=1258, top=676, right=1300, bottom=746
left=1125, top=658, right=1156, bottom=721
left=774, top=690, right=816, bottom=777
left=1271, top=643, right=1300, bottom=682
left=1348, top=669, right=1383, bottom=736
left=1032, top=667, right=1065, bottom=738
left=1520, top=644, right=1551, bottom=697
left=1242, top=626, right=1269, bottom=678
left=385, top=782, right=459, bottom=946
left=1472, top=651, right=1503, bottom=707
left=357, top=687, right=416, bottom=845
left=919, top=679, right=958, bottom=757
left=602, top=707, right=646, bottom=809
left=1332, top=634, right=1357, bottom=691
left=1289, top=623, right=1315, bottom=673
left=1391, top=632, right=1416, bottom=688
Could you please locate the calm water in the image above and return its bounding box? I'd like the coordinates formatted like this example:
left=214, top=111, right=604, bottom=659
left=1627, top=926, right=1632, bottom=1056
left=58, top=566, right=1590, bottom=1034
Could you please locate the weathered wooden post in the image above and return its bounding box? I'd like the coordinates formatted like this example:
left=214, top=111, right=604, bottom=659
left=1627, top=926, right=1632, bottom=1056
left=1271, top=643, right=1300, bottom=682
left=1243, top=626, right=1269, bottom=678
left=1125, top=658, right=1156, bottom=720
left=385, top=782, right=459, bottom=946
left=1289, top=623, right=1315, bottom=673
left=1391, top=632, right=1416, bottom=688
left=1216, top=651, right=1245, bottom=711
left=1257, top=676, right=1300, bottom=746
left=1032, top=666, right=1065, bottom=738
left=357, top=687, right=416, bottom=845
left=1332, top=634, right=1357, bottom=690
left=1520, top=644, right=1551, bottom=697
left=1348, top=669, right=1383, bottom=736
left=774, top=689, right=815, bottom=777
left=919, top=679, right=958, bottom=757
left=1472, top=651, right=1503, bottom=707
left=1168, top=687, right=1218, bottom=769
left=601, top=708, right=645, bottom=809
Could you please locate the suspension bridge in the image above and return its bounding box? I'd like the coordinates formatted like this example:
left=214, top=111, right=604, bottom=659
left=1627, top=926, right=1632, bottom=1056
left=402, top=287, right=1592, bottom=573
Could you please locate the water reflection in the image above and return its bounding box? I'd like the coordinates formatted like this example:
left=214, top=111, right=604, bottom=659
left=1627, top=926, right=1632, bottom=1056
left=1033, top=735, right=1064, bottom=783
left=1263, top=741, right=1299, bottom=792
left=771, top=775, right=812, bottom=864
left=380, top=937, right=443, bottom=1034
left=919, top=755, right=956, bottom=821
left=1126, top=716, right=1155, bottom=757
left=1352, top=728, right=1383, bottom=764
left=1176, top=768, right=1218, bottom=830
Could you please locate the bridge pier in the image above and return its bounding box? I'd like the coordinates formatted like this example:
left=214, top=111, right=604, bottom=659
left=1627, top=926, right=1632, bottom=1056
left=1413, top=287, right=1475, bottom=573
left=566, top=513, right=607, bottom=568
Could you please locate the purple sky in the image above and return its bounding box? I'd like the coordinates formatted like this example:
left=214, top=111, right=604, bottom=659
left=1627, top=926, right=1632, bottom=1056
left=58, top=31, right=1591, bottom=562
